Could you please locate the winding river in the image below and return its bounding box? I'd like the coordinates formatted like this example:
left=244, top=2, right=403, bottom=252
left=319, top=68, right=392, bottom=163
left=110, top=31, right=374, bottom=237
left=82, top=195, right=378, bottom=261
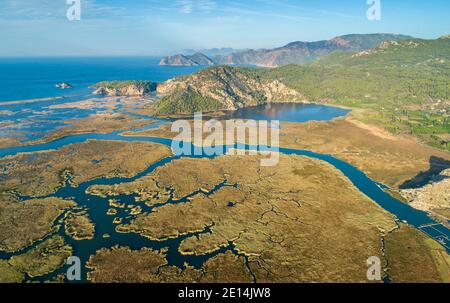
left=0, top=104, right=449, bottom=282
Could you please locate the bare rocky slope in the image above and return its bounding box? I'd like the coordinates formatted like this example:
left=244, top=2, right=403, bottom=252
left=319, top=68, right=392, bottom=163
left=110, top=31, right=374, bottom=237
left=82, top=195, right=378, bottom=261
left=401, top=169, right=450, bottom=212
left=155, top=66, right=304, bottom=114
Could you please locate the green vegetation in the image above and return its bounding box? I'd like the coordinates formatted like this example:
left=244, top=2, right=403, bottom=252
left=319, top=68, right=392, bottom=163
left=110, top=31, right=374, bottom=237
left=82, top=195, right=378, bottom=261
left=0, top=260, right=24, bottom=283
left=87, top=247, right=253, bottom=283
left=0, top=194, right=75, bottom=253
left=156, top=87, right=223, bottom=115
left=259, top=38, right=450, bottom=150
left=9, top=235, right=72, bottom=278
left=385, top=224, right=450, bottom=282
left=0, top=140, right=172, bottom=197
left=64, top=211, right=95, bottom=241
left=158, top=37, right=448, bottom=150
left=334, top=33, right=413, bottom=50
left=90, top=154, right=399, bottom=282
left=155, top=65, right=300, bottom=114
left=91, top=80, right=157, bottom=91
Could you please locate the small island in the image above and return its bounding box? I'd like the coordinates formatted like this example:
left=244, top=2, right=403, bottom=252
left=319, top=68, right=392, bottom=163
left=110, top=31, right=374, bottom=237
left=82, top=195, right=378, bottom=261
left=56, top=82, right=73, bottom=89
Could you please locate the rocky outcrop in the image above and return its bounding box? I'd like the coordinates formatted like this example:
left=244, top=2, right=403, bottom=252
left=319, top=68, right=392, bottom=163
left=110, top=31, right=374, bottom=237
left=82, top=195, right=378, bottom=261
left=156, top=66, right=304, bottom=114
left=56, top=82, right=73, bottom=89
left=91, top=81, right=157, bottom=97
left=159, top=53, right=214, bottom=66
left=400, top=169, right=450, bottom=212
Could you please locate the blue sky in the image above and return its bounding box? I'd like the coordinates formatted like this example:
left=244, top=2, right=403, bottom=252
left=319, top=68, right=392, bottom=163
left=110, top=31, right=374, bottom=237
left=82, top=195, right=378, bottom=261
left=0, top=0, right=449, bottom=56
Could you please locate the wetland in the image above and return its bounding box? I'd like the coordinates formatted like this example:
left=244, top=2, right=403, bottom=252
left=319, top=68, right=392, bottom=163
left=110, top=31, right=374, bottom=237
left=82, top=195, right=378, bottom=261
left=0, top=100, right=449, bottom=283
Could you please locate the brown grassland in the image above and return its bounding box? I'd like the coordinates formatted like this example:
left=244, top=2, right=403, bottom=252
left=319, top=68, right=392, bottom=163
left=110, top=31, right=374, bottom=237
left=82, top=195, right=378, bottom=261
left=123, top=115, right=450, bottom=189
left=0, top=194, right=75, bottom=253
left=64, top=211, right=96, bottom=241
left=86, top=153, right=450, bottom=282
left=0, top=140, right=172, bottom=197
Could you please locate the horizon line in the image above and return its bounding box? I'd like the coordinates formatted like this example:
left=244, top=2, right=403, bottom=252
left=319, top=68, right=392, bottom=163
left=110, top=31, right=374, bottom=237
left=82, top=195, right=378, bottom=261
left=1, top=32, right=447, bottom=59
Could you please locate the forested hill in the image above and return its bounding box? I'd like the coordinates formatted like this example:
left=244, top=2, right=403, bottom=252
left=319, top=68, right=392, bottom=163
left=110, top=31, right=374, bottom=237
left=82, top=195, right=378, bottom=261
left=155, top=37, right=449, bottom=151
left=264, top=37, right=449, bottom=105
left=263, top=37, right=449, bottom=151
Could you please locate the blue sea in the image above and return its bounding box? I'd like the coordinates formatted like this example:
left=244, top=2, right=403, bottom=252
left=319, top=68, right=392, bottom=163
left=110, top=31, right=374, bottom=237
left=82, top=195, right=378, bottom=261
left=0, top=57, right=349, bottom=143
left=0, top=57, right=203, bottom=102
left=0, top=57, right=203, bottom=141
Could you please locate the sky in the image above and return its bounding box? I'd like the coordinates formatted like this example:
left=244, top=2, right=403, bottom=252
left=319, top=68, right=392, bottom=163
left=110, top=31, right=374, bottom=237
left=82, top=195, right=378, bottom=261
left=0, top=0, right=449, bottom=56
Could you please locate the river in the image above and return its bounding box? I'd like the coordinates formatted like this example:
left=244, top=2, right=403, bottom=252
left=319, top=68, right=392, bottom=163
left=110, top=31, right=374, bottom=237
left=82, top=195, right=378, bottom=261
left=0, top=104, right=448, bottom=283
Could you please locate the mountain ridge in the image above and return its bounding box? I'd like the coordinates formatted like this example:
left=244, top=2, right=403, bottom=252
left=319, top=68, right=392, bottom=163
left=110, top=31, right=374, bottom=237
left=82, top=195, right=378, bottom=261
left=155, top=36, right=449, bottom=151
left=160, top=33, right=414, bottom=68
left=159, top=52, right=215, bottom=67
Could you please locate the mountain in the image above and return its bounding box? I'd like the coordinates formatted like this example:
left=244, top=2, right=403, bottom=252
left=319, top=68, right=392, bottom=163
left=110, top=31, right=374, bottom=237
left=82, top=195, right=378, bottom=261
left=159, top=53, right=214, bottom=66
left=266, top=37, right=450, bottom=151
left=188, top=53, right=215, bottom=66
left=181, top=48, right=244, bottom=57
left=262, top=37, right=449, bottom=118
left=213, top=34, right=414, bottom=67
left=155, top=66, right=303, bottom=115
left=160, top=34, right=413, bottom=67
left=155, top=37, right=450, bottom=151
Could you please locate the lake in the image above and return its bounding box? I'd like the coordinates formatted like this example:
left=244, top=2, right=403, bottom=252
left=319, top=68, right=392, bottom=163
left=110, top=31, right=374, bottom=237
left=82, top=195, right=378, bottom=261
left=225, top=103, right=350, bottom=123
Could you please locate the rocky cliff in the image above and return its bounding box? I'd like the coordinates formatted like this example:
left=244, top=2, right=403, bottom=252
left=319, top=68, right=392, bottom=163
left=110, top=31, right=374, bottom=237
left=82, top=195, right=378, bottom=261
left=155, top=66, right=304, bottom=114
left=91, top=81, right=157, bottom=97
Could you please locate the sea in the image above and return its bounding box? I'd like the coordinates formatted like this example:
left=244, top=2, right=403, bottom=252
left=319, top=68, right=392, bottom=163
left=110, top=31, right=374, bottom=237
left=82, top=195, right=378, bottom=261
left=0, top=57, right=204, bottom=141
left=0, top=57, right=351, bottom=142
left=0, top=57, right=203, bottom=102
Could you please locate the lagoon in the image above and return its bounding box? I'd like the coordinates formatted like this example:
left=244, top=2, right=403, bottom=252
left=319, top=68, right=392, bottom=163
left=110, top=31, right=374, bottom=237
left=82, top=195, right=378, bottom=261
left=0, top=94, right=448, bottom=283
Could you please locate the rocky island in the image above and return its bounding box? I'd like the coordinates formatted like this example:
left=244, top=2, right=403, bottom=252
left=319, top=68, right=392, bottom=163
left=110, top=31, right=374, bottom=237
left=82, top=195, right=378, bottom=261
left=56, top=82, right=73, bottom=89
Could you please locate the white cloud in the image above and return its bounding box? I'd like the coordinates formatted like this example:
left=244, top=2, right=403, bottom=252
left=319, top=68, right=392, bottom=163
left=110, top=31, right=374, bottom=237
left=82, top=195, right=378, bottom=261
left=176, top=0, right=217, bottom=14
left=178, top=0, right=193, bottom=14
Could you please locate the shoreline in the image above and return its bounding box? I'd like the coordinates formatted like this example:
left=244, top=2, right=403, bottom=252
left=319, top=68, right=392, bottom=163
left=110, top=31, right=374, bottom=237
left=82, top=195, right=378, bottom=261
left=0, top=96, right=67, bottom=106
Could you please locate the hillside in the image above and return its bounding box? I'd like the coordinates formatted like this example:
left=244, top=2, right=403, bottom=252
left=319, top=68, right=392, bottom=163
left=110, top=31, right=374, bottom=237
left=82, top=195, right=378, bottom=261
left=91, top=80, right=157, bottom=96
left=159, top=53, right=215, bottom=66
left=155, top=37, right=450, bottom=151
left=155, top=66, right=303, bottom=115
left=262, top=37, right=450, bottom=150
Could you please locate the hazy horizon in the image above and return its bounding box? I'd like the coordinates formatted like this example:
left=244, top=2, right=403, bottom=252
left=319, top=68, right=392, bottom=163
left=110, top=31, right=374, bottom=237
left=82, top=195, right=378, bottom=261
left=0, top=32, right=448, bottom=59
left=0, top=0, right=449, bottom=57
